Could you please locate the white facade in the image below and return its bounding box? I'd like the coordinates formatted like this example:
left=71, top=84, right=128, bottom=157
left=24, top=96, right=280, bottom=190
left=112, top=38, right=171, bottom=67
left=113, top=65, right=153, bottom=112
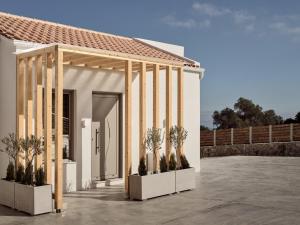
left=0, top=35, right=202, bottom=190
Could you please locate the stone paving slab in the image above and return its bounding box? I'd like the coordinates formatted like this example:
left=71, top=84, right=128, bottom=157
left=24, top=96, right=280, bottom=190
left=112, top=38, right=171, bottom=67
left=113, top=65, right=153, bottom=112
left=1, top=156, right=300, bottom=225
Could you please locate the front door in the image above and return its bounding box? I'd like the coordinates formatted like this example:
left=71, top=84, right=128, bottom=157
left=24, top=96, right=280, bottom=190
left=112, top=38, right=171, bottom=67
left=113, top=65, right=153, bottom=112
left=92, top=94, right=119, bottom=180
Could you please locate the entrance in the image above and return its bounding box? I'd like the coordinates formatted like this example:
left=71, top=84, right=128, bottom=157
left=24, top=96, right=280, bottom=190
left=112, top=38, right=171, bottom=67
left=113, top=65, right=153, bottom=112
left=91, top=94, right=120, bottom=181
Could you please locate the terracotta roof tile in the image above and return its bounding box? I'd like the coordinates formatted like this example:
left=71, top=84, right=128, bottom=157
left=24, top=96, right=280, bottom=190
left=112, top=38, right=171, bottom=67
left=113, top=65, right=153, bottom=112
left=0, top=12, right=196, bottom=66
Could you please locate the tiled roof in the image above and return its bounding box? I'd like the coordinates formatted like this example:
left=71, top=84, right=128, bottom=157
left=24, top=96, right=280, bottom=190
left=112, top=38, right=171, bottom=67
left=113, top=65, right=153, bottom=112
left=0, top=11, right=196, bottom=66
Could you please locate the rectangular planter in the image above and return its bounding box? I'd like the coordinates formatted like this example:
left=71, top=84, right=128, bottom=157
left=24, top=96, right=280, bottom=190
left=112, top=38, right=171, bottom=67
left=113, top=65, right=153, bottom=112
left=129, top=171, right=175, bottom=200
left=15, top=183, right=53, bottom=215
left=175, top=167, right=196, bottom=192
left=0, top=179, right=15, bottom=208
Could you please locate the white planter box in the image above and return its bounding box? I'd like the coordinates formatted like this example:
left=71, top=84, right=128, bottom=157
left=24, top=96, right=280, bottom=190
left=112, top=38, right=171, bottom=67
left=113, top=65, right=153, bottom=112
left=175, top=167, right=196, bottom=192
left=63, top=160, right=77, bottom=193
left=129, top=171, right=175, bottom=200
left=0, top=179, right=15, bottom=208
left=15, top=183, right=53, bottom=215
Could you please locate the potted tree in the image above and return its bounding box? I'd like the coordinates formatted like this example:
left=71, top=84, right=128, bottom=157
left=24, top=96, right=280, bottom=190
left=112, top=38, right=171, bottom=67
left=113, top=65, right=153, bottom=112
left=129, top=128, right=175, bottom=200
left=0, top=133, right=22, bottom=208
left=169, top=126, right=195, bottom=192
left=14, top=135, right=52, bottom=215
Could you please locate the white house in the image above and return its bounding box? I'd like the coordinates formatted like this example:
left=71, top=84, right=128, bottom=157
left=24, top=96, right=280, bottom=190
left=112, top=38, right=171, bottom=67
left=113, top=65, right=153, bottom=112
left=0, top=12, right=204, bottom=211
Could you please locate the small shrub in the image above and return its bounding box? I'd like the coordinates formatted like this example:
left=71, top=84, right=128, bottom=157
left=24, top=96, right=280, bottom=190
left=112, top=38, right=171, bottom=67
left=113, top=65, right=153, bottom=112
left=138, top=157, right=147, bottom=176
left=23, top=163, right=33, bottom=185
left=180, top=154, right=190, bottom=169
left=16, top=164, right=25, bottom=183
left=169, top=153, right=177, bottom=170
left=6, top=161, right=15, bottom=181
left=160, top=155, right=168, bottom=173
left=35, top=167, right=45, bottom=186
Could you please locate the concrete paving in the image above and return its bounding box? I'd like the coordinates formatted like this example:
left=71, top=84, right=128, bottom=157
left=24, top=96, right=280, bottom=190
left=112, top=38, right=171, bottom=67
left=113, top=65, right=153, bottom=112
left=1, top=156, right=300, bottom=225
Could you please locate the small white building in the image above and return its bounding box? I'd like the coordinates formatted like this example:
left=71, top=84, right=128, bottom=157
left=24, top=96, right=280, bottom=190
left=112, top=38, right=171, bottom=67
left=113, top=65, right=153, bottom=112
left=0, top=12, right=204, bottom=209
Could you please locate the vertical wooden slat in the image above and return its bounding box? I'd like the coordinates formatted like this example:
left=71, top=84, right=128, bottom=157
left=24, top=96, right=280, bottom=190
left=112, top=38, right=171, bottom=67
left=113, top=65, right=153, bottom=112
left=26, top=57, right=33, bottom=163
left=139, top=62, right=146, bottom=160
left=55, top=49, right=63, bottom=212
left=125, top=60, right=132, bottom=194
left=16, top=58, right=25, bottom=167
left=153, top=64, right=160, bottom=172
left=35, top=55, right=43, bottom=170
left=166, top=65, right=172, bottom=163
left=177, top=67, right=184, bottom=167
left=44, top=53, right=52, bottom=185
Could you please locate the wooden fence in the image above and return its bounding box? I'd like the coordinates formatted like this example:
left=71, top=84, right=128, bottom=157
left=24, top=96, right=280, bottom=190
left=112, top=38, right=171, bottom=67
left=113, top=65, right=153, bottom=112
left=201, top=124, right=300, bottom=147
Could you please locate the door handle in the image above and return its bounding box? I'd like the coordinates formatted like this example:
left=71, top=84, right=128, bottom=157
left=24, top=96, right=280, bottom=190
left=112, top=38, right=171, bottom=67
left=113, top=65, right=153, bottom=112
left=96, top=129, right=100, bottom=154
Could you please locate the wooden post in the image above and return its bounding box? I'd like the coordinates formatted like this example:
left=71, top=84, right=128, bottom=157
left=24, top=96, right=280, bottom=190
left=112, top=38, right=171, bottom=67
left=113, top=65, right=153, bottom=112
left=231, top=128, right=234, bottom=145
left=166, top=66, right=172, bottom=163
left=125, top=60, right=132, bottom=194
left=177, top=67, right=183, bottom=168
left=55, top=48, right=63, bottom=212
left=269, top=125, right=272, bottom=143
left=16, top=58, right=25, bottom=167
left=26, top=57, right=33, bottom=162
left=153, top=64, right=160, bottom=172
left=213, top=130, right=216, bottom=146
left=139, top=62, right=146, bottom=160
left=35, top=55, right=43, bottom=170
left=26, top=58, right=33, bottom=136
left=290, top=123, right=294, bottom=142
left=249, top=127, right=252, bottom=144
left=44, top=53, right=53, bottom=185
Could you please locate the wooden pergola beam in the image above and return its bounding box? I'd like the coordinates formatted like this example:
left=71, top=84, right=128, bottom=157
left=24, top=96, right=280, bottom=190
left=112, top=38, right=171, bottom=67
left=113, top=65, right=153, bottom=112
left=166, top=66, right=172, bottom=163
left=35, top=55, right=43, bottom=170
left=125, top=60, right=132, bottom=194
left=139, top=62, right=146, bottom=160
left=54, top=48, right=63, bottom=212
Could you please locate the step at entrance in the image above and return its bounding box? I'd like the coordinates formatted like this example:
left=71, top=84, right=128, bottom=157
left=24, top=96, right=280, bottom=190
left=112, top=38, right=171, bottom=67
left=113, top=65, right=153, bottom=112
left=91, top=178, right=124, bottom=188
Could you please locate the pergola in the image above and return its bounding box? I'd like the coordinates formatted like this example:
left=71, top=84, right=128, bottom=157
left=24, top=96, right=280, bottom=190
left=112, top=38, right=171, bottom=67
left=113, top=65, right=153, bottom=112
left=16, top=43, right=191, bottom=212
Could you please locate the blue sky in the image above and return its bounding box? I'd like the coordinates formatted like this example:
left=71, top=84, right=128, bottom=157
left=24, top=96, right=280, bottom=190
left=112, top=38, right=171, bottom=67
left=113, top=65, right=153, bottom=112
left=2, top=0, right=300, bottom=127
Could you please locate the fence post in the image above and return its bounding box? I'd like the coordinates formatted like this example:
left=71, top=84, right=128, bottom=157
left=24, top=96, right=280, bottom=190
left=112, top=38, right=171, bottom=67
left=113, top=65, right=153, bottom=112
left=269, top=125, right=272, bottom=143
left=231, top=128, right=234, bottom=145
left=290, top=123, right=294, bottom=142
left=249, top=127, right=252, bottom=144
left=213, top=129, right=216, bottom=146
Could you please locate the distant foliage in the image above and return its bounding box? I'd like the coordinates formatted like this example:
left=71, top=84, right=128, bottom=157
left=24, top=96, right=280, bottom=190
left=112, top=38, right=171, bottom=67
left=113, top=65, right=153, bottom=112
left=6, top=161, right=15, bottom=181
left=138, top=157, right=147, bottom=176
left=200, top=125, right=211, bottom=131
left=284, top=112, right=300, bottom=124
left=213, top=97, right=284, bottom=129
left=160, top=155, right=168, bottom=173
left=169, top=153, right=177, bottom=170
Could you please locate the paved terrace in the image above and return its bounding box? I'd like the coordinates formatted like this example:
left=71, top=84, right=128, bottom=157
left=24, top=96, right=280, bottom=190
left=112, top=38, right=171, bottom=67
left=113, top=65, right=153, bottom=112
left=1, top=156, right=300, bottom=225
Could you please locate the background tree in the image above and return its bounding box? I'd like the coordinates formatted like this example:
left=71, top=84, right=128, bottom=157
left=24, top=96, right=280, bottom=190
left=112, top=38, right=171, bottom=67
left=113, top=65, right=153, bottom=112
left=295, top=112, right=300, bottom=123
left=213, top=108, right=244, bottom=129
left=200, top=125, right=210, bottom=131
left=213, top=97, right=283, bottom=129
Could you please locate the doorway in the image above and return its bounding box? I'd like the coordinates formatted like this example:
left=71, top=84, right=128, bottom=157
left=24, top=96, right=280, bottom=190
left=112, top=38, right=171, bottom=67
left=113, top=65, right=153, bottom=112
left=91, top=93, right=121, bottom=181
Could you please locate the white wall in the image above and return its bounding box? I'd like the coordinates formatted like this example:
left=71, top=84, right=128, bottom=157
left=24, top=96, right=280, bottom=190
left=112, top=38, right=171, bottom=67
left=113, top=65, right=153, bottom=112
left=0, top=37, right=201, bottom=186
left=0, top=37, right=17, bottom=178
